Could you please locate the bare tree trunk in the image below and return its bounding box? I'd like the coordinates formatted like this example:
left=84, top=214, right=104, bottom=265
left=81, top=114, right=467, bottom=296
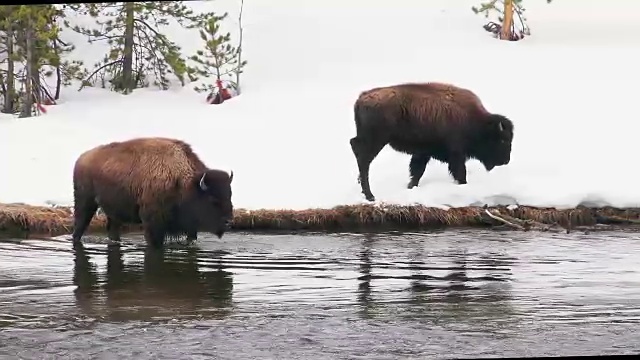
left=32, top=65, right=42, bottom=107
left=121, top=2, right=135, bottom=94
left=0, top=72, right=5, bottom=95
left=54, top=39, right=61, bottom=100
left=3, top=28, right=15, bottom=113
left=215, top=55, right=222, bottom=81
left=31, top=34, right=42, bottom=106
left=19, top=23, right=34, bottom=118
left=235, top=0, right=244, bottom=94
left=500, top=0, right=514, bottom=40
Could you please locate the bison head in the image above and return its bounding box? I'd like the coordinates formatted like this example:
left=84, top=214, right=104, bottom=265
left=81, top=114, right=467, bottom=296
left=191, top=169, right=234, bottom=238
left=475, top=114, right=514, bottom=171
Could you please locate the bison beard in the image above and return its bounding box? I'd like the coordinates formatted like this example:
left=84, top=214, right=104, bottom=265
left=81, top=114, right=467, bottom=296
left=71, top=137, right=235, bottom=248
left=349, top=82, right=514, bottom=202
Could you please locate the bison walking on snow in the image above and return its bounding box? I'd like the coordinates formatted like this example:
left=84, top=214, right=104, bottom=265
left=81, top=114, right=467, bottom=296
left=71, top=137, right=234, bottom=248
left=349, top=82, right=514, bottom=202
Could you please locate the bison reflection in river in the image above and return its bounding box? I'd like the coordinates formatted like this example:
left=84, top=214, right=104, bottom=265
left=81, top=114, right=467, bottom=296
left=349, top=82, right=514, bottom=202
left=71, top=137, right=234, bottom=248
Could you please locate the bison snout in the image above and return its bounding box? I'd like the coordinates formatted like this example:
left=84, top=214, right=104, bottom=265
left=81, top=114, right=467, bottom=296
left=213, top=219, right=232, bottom=239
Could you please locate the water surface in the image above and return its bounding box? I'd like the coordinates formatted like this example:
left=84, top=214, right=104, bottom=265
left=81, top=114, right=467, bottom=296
left=1, top=230, right=639, bottom=359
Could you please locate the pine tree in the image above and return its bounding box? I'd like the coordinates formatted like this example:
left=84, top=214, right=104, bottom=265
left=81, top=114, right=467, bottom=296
left=472, top=0, right=553, bottom=41
left=0, top=5, right=67, bottom=117
left=69, top=1, right=213, bottom=94
left=15, top=5, right=59, bottom=117
left=51, top=5, right=87, bottom=100
left=189, top=12, right=247, bottom=95
left=0, top=6, right=19, bottom=114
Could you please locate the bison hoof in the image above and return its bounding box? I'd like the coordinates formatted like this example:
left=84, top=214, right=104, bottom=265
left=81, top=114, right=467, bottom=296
left=364, top=194, right=376, bottom=202
left=407, top=181, right=418, bottom=189
left=456, top=180, right=467, bottom=185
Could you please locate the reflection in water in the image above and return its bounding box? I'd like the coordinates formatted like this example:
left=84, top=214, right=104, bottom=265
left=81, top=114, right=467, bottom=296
left=406, top=247, right=518, bottom=331
left=72, top=241, right=234, bottom=322
left=357, top=234, right=375, bottom=318
left=355, top=232, right=519, bottom=330
left=2, top=230, right=640, bottom=358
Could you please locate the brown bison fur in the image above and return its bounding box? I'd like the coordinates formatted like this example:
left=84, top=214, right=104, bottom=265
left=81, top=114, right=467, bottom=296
left=72, top=137, right=234, bottom=248
left=349, top=82, right=514, bottom=202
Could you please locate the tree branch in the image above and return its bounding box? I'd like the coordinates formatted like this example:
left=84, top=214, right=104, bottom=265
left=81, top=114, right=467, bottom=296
left=484, top=209, right=525, bottom=230
left=135, top=26, right=160, bottom=58
left=133, top=18, right=172, bottom=48
left=55, top=37, right=69, bottom=48
left=79, top=58, right=123, bottom=91
left=87, top=33, right=122, bottom=43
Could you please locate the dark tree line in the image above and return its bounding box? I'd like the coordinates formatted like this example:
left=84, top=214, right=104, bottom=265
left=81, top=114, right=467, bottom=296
left=0, top=1, right=246, bottom=118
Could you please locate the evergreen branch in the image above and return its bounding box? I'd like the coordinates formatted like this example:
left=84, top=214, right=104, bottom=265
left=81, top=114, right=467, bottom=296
left=55, top=37, right=69, bottom=47
left=93, top=19, right=125, bottom=31
left=146, top=9, right=163, bottom=29
left=133, top=39, right=157, bottom=58
left=37, top=73, right=55, bottom=103
left=133, top=18, right=172, bottom=48
left=135, top=26, right=159, bottom=54
left=135, top=27, right=164, bottom=64
left=87, top=33, right=122, bottom=42
left=133, top=28, right=168, bottom=89
left=79, top=58, right=122, bottom=90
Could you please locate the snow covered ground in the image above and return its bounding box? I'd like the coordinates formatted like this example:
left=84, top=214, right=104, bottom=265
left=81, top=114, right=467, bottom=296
left=1, top=0, right=640, bottom=211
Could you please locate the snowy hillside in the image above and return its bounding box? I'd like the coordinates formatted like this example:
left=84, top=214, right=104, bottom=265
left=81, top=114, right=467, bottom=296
left=1, top=0, right=640, bottom=210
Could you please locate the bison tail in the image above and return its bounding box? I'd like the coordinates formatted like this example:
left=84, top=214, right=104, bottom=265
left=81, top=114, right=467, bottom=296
left=353, top=101, right=384, bottom=137
left=353, top=103, right=364, bottom=136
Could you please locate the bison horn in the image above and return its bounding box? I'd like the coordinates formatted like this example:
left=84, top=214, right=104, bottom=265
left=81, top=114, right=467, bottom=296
left=229, top=170, right=234, bottom=183
left=199, top=172, right=208, bottom=191
left=498, top=122, right=504, bottom=132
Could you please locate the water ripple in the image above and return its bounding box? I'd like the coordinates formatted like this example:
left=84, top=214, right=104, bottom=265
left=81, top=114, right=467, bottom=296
left=1, top=229, right=640, bottom=358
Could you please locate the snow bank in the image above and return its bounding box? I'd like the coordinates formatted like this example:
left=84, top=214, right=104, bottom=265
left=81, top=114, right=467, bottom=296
left=1, top=0, right=640, bottom=211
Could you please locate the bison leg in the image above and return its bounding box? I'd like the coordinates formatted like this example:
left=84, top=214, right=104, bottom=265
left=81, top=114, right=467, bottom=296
left=186, top=230, right=198, bottom=242
left=72, top=196, right=99, bottom=243
left=447, top=152, right=468, bottom=185
left=143, top=225, right=167, bottom=249
left=408, top=153, right=431, bottom=189
left=350, top=136, right=386, bottom=202
left=139, top=207, right=169, bottom=248
left=106, top=217, right=122, bottom=242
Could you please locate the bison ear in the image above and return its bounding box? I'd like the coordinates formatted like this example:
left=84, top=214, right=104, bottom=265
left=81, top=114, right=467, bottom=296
left=229, top=170, right=234, bottom=183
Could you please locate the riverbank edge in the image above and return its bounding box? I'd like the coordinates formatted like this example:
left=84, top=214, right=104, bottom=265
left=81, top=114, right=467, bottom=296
left=2, top=202, right=640, bottom=239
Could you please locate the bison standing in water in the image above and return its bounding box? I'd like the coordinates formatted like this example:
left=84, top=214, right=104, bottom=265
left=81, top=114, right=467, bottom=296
left=71, top=137, right=234, bottom=248
left=349, top=82, right=514, bottom=202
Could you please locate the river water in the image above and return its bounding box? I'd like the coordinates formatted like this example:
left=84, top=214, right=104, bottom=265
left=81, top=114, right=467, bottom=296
left=1, top=230, right=639, bottom=359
